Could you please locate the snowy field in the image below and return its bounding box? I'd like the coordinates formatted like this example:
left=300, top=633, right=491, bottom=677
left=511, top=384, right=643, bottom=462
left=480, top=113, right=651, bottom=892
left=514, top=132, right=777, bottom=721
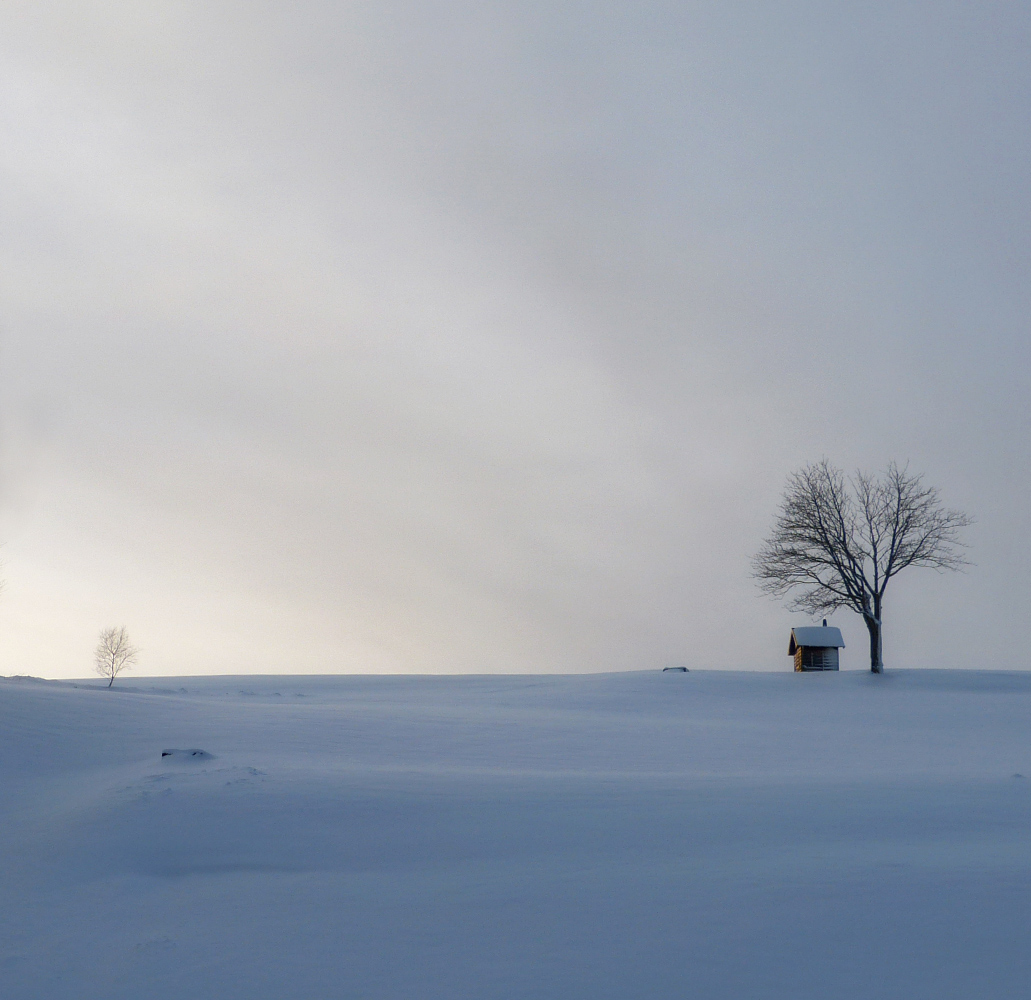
left=2, top=669, right=1030, bottom=999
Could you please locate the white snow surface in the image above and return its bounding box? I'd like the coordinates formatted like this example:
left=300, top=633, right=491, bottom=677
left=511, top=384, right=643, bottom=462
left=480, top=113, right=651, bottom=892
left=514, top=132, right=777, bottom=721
left=2, top=669, right=1029, bottom=999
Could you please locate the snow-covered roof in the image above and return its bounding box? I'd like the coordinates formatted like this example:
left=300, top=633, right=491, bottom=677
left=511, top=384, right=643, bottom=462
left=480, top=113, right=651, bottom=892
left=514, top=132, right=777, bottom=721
left=788, top=626, right=845, bottom=654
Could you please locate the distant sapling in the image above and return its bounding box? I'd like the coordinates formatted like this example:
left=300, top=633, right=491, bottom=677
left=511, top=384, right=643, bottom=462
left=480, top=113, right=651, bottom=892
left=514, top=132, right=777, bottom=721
left=94, top=626, right=139, bottom=688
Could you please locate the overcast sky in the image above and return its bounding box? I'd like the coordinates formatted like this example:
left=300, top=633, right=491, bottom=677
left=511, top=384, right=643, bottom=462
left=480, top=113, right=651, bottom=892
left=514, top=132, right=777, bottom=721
left=1, top=2, right=1028, bottom=677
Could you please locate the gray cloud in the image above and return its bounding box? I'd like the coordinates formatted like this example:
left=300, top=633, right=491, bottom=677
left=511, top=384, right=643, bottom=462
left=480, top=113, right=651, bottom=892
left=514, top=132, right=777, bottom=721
left=1, top=2, right=1028, bottom=675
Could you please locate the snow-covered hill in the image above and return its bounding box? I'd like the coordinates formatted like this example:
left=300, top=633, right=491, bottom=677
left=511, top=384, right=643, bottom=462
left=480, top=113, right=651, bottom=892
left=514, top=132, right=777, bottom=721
left=2, top=670, right=1029, bottom=999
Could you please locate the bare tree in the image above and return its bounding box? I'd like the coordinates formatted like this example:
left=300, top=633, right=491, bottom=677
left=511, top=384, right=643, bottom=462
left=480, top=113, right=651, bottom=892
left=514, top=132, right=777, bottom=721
left=753, top=460, right=972, bottom=673
left=94, top=626, right=139, bottom=687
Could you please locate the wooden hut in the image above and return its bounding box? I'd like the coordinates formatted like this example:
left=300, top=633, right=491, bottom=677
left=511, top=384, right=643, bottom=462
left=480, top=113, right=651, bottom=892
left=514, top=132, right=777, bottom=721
left=788, top=621, right=845, bottom=671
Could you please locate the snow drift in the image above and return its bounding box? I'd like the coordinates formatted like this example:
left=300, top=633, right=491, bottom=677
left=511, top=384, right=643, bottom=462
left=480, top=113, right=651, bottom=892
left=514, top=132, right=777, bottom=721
left=1, top=669, right=1029, bottom=999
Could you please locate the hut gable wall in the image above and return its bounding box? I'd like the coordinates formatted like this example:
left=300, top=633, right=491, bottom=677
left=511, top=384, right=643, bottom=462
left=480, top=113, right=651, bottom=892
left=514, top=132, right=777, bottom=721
left=794, top=646, right=840, bottom=672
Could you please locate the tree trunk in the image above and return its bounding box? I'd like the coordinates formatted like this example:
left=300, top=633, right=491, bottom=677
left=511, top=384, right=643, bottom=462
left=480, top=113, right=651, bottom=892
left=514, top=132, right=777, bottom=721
left=864, top=613, right=883, bottom=673
left=108, top=674, right=114, bottom=688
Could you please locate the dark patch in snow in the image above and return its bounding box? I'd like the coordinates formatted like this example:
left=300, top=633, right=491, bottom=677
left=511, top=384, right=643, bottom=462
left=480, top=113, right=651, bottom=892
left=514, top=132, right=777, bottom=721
left=662, top=666, right=689, bottom=672
left=160, top=749, right=215, bottom=760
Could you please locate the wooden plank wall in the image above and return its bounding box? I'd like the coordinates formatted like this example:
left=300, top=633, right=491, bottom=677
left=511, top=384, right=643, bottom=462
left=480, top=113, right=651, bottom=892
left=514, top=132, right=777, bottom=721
left=795, top=647, right=840, bottom=671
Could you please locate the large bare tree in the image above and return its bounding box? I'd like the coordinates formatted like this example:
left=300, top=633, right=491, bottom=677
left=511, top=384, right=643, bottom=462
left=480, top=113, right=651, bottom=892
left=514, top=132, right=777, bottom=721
left=753, top=460, right=972, bottom=672
left=94, top=626, right=139, bottom=688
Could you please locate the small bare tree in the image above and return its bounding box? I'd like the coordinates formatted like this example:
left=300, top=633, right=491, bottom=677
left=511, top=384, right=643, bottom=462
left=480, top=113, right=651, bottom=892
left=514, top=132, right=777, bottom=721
left=753, top=460, right=972, bottom=672
left=94, top=626, right=139, bottom=687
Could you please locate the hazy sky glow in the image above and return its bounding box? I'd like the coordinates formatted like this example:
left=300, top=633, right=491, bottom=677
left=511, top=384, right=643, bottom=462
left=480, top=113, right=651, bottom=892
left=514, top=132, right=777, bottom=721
left=1, top=2, right=1029, bottom=676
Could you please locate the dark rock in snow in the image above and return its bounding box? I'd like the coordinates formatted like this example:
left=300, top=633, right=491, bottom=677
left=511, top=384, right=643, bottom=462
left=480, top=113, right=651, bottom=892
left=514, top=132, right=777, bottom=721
left=161, top=749, right=215, bottom=760
left=662, top=666, right=688, bottom=672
